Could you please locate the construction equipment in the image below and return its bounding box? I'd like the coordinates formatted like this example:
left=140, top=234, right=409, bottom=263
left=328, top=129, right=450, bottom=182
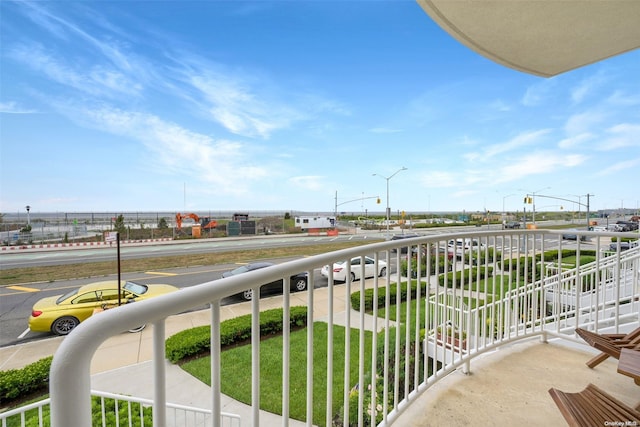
left=175, top=213, right=200, bottom=231
left=175, top=213, right=218, bottom=237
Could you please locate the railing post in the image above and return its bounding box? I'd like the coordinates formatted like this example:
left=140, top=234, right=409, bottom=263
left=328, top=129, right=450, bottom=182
left=153, top=320, right=167, bottom=427
left=211, top=301, right=221, bottom=427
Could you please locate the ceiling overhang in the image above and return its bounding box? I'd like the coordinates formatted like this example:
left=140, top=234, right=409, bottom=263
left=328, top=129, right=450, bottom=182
left=417, top=0, right=640, bottom=77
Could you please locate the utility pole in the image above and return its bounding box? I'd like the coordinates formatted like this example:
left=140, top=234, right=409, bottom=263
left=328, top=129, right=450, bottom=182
left=585, top=194, right=594, bottom=229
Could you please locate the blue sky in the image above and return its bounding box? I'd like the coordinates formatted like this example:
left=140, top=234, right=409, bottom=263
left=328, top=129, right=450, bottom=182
left=1, top=1, right=639, bottom=216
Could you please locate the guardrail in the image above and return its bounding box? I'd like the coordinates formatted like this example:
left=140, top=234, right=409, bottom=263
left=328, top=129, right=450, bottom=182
left=40, top=229, right=639, bottom=426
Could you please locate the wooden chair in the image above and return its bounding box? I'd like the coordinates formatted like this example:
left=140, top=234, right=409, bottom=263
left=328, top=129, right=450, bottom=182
left=575, top=326, right=640, bottom=368
left=549, top=383, right=640, bottom=426
left=618, top=348, right=640, bottom=386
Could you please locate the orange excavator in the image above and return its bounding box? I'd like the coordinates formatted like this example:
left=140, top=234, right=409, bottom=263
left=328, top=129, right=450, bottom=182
left=175, top=213, right=218, bottom=231
left=175, top=213, right=200, bottom=231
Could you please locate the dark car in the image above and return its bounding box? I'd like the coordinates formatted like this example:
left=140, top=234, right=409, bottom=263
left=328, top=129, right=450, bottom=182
left=504, top=221, right=521, bottom=229
left=616, top=221, right=639, bottom=231
left=390, top=233, right=421, bottom=254
left=561, top=230, right=587, bottom=241
left=609, top=241, right=639, bottom=251
left=221, top=262, right=308, bottom=301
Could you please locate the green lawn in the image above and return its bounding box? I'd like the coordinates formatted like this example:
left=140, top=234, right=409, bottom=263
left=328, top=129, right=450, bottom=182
left=181, top=322, right=373, bottom=426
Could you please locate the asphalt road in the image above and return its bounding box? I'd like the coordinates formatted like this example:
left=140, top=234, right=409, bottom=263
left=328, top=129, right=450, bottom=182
left=0, top=258, right=335, bottom=348
left=0, top=233, right=384, bottom=269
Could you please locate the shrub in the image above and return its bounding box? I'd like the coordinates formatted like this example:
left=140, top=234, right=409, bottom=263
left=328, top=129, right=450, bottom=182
left=399, top=256, right=450, bottom=278
left=0, top=356, right=52, bottom=404
left=350, top=281, right=428, bottom=312
left=438, top=267, right=494, bottom=288
left=165, top=306, right=308, bottom=363
left=499, top=249, right=597, bottom=283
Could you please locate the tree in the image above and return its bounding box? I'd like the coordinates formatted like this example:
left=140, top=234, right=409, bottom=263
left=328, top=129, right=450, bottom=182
left=114, top=215, right=126, bottom=235
left=158, top=217, right=169, bottom=229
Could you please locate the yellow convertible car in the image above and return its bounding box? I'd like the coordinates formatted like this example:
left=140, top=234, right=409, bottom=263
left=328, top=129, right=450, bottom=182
left=29, top=280, right=179, bottom=335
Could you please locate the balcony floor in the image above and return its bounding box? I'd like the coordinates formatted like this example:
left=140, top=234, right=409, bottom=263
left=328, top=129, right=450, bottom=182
left=394, top=338, right=640, bottom=426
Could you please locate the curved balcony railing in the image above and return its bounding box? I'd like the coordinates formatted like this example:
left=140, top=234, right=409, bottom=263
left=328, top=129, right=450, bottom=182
left=46, top=229, right=639, bottom=426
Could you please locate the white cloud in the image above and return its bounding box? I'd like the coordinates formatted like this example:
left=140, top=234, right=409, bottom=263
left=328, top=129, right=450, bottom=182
left=465, top=129, right=551, bottom=162
left=419, top=171, right=457, bottom=188
left=596, top=157, right=640, bottom=176
left=0, top=101, right=36, bottom=114
left=289, top=176, right=325, bottom=191
left=9, top=43, right=143, bottom=98
left=184, top=69, right=303, bottom=139
left=521, top=79, right=557, bottom=107
left=599, top=123, right=640, bottom=150
left=606, top=90, right=640, bottom=107
left=571, top=71, right=608, bottom=104
left=563, top=111, right=606, bottom=136
left=370, top=127, right=402, bottom=134
left=58, top=103, right=271, bottom=193
left=489, top=99, right=511, bottom=112
left=558, top=132, right=594, bottom=149
left=497, top=152, right=588, bottom=183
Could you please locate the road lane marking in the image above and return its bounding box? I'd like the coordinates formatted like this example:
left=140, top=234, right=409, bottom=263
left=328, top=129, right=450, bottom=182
left=144, top=271, right=178, bottom=276
left=7, top=285, right=40, bottom=292
left=18, top=328, right=31, bottom=339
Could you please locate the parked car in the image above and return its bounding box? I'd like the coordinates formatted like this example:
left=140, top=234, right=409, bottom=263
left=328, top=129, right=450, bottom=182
left=504, top=221, right=521, bottom=229
left=561, top=230, right=588, bottom=241
left=609, top=240, right=639, bottom=251
left=401, top=243, right=455, bottom=261
left=389, top=233, right=421, bottom=253
left=616, top=221, right=639, bottom=231
left=29, top=280, right=179, bottom=336
left=320, top=256, right=387, bottom=282
left=447, top=238, right=486, bottom=258
left=221, top=262, right=308, bottom=301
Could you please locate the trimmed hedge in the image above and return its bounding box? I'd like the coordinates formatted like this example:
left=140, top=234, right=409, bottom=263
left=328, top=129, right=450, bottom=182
left=350, top=281, right=428, bottom=312
left=0, top=356, right=52, bottom=405
left=500, top=249, right=597, bottom=283
left=165, top=306, right=308, bottom=363
left=438, top=266, right=494, bottom=288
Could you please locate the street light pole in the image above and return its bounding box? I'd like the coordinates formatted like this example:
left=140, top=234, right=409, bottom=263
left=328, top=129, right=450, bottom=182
left=502, top=194, right=515, bottom=228
left=373, top=167, right=407, bottom=235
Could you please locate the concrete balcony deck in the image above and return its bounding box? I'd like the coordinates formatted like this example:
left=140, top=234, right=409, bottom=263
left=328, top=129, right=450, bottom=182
left=395, top=338, right=640, bottom=426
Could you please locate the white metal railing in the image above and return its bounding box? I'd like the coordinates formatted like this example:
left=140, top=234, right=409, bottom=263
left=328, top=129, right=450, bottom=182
left=35, top=228, right=640, bottom=426
left=0, top=390, right=241, bottom=427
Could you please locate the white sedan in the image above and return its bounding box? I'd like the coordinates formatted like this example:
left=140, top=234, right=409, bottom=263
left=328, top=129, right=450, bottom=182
left=321, top=256, right=387, bottom=282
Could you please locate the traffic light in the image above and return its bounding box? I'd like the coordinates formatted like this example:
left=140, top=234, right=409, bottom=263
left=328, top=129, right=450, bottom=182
left=377, top=198, right=381, bottom=204
left=524, top=197, right=533, bottom=204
